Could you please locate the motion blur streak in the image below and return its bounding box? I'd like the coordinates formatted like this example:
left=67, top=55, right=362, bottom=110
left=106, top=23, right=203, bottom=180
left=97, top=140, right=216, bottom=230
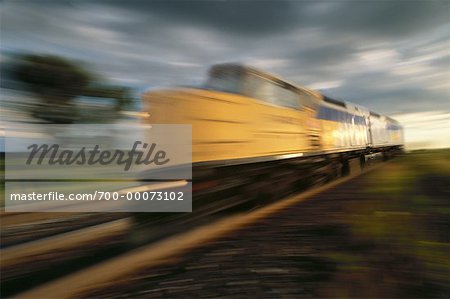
left=1, top=1, right=449, bottom=298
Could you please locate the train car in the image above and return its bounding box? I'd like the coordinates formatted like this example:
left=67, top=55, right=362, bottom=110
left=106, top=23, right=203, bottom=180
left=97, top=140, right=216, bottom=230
left=133, top=63, right=404, bottom=238
left=315, top=97, right=370, bottom=152
left=143, top=64, right=320, bottom=164
left=143, top=63, right=403, bottom=165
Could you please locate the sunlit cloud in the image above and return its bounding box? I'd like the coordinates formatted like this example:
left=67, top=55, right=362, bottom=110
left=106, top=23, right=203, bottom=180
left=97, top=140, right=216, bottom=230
left=167, top=61, right=201, bottom=68
left=308, top=80, right=343, bottom=90
left=391, top=111, right=450, bottom=149
left=245, top=58, right=289, bottom=69
left=357, top=49, right=402, bottom=72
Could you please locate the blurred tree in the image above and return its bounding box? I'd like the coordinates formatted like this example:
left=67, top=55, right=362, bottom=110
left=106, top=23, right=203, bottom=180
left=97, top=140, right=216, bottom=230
left=12, top=54, right=135, bottom=123
left=115, top=87, right=133, bottom=112
left=14, top=54, right=91, bottom=123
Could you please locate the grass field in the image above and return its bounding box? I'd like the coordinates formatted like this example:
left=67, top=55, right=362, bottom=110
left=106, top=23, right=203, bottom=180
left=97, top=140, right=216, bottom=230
left=1, top=150, right=449, bottom=297
left=323, top=149, right=450, bottom=297
left=68, top=149, right=450, bottom=298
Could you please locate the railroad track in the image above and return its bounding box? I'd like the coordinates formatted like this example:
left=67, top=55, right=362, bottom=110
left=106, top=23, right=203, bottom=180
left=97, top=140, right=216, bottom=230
left=9, top=159, right=385, bottom=299
left=1, top=213, right=129, bottom=248
left=0, top=218, right=131, bottom=297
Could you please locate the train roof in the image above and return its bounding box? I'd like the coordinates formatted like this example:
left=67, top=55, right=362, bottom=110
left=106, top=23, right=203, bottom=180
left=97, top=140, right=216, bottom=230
left=209, top=63, right=401, bottom=125
left=323, top=96, right=346, bottom=108
left=209, top=63, right=321, bottom=97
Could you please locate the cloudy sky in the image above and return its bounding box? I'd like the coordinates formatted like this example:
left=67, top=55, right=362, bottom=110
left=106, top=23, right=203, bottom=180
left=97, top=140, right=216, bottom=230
left=1, top=0, right=449, bottom=148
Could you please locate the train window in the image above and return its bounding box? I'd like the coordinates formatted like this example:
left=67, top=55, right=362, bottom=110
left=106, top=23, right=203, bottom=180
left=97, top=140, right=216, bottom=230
left=318, top=106, right=361, bottom=123
left=317, top=106, right=327, bottom=119
left=242, top=74, right=275, bottom=103
left=325, top=107, right=333, bottom=120
left=356, top=116, right=366, bottom=125
left=341, top=111, right=348, bottom=123
left=317, top=106, right=337, bottom=121
left=346, top=113, right=353, bottom=124
left=206, top=67, right=242, bottom=93
left=331, top=109, right=341, bottom=122
left=298, top=91, right=316, bottom=108
left=273, top=84, right=301, bottom=109
left=341, top=111, right=347, bottom=122
left=387, top=123, right=401, bottom=130
left=317, top=106, right=329, bottom=121
left=337, top=111, right=343, bottom=122
left=242, top=74, right=300, bottom=110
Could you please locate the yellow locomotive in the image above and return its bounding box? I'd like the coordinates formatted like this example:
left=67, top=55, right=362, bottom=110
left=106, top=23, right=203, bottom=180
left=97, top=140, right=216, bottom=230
left=142, top=63, right=403, bottom=166
left=131, top=63, right=403, bottom=241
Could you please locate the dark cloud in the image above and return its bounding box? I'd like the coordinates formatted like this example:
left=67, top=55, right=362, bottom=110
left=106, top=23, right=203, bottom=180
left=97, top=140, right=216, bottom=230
left=1, top=0, right=449, bottom=116
left=323, top=1, right=449, bottom=38
left=102, top=0, right=303, bottom=36
left=102, top=1, right=449, bottom=38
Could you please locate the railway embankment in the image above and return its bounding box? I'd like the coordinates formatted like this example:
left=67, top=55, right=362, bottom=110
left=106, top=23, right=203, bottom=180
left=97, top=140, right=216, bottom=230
left=15, top=149, right=449, bottom=298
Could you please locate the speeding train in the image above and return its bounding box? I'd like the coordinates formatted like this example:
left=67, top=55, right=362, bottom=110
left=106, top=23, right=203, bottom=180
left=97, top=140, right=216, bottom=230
left=138, top=63, right=403, bottom=223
